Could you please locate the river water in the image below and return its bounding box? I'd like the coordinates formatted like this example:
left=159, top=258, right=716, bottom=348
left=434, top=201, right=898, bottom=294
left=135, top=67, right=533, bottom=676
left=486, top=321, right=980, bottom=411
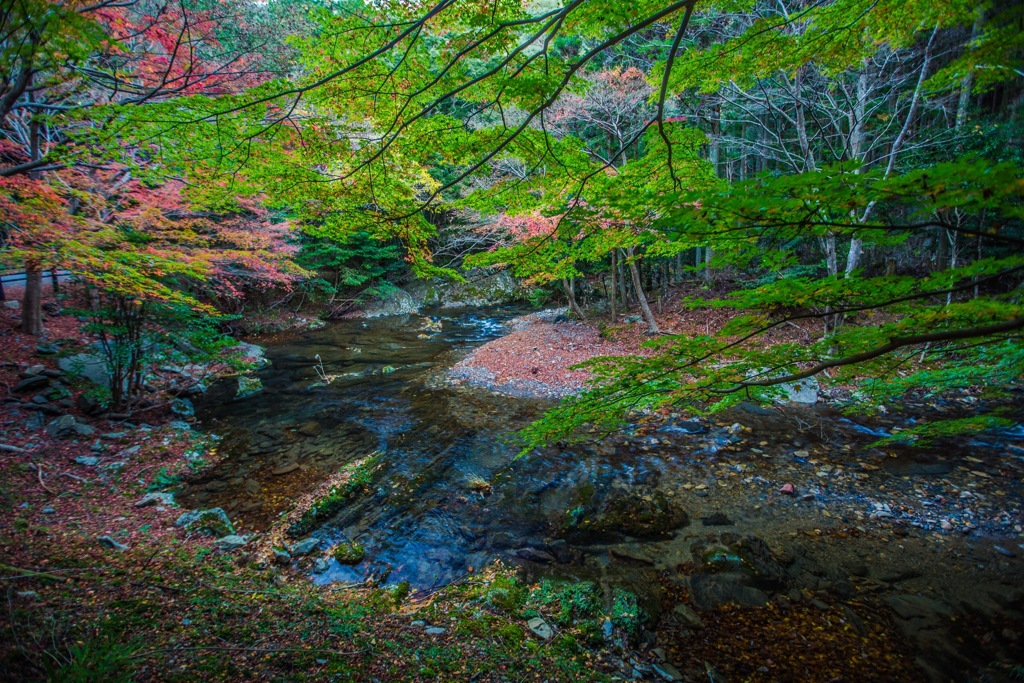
left=180, top=308, right=1024, bottom=679
left=185, top=308, right=553, bottom=586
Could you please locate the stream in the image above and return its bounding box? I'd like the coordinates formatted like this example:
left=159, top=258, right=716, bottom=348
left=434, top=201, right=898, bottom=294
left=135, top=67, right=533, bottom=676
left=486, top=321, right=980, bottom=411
left=180, top=308, right=1024, bottom=680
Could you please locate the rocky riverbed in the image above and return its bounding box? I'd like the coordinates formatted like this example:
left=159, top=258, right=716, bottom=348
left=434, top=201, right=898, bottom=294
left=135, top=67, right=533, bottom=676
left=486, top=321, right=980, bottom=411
left=175, top=307, right=1024, bottom=682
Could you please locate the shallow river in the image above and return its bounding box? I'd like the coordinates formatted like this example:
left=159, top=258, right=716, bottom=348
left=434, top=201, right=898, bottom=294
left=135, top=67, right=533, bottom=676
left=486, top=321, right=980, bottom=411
left=178, top=309, right=1024, bottom=679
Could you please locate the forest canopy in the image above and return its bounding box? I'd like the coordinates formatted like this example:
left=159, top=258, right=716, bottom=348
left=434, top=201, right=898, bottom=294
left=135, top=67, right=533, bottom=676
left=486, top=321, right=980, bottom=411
left=1, top=0, right=1021, bottom=442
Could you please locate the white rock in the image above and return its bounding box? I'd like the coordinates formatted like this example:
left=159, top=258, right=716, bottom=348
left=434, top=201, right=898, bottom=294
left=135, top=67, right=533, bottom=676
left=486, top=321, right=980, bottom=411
left=526, top=617, right=553, bottom=640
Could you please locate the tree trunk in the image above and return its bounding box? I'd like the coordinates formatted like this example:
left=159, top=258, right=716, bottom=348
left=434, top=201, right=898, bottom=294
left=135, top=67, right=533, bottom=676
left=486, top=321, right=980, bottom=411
left=703, top=246, right=715, bottom=285
left=823, top=233, right=838, bottom=277
left=936, top=226, right=949, bottom=272
left=843, top=66, right=869, bottom=279
left=561, top=278, right=586, bottom=320
left=626, top=246, right=659, bottom=334
left=617, top=249, right=629, bottom=306
left=22, top=262, right=44, bottom=336
left=609, top=250, right=617, bottom=322
left=844, top=238, right=863, bottom=276
left=956, top=14, right=983, bottom=130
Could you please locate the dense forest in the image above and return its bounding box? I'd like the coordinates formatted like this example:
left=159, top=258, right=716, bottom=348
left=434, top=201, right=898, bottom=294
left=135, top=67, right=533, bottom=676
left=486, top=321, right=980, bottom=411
left=1, top=0, right=1022, bottom=681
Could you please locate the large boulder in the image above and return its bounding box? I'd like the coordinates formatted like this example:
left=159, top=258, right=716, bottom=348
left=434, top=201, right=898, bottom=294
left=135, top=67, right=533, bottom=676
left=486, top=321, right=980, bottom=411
left=681, top=534, right=790, bottom=610
left=557, top=485, right=689, bottom=542
left=170, top=398, right=195, bottom=418
left=58, top=353, right=111, bottom=389
left=236, top=375, right=263, bottom=399
left=691, top=534, right=788, bottom=589
left=746, top=368, right=819, bottom=405
left=407, top=269, right=524, bottom=309
left=778, top=376, right=819, bottom=405
left=14, top=375, right=50, bottom=393
left=45, top=415, right=78, bottom=438
left=363, top=289, right=419, bottom=318
left=232, top=342, right=271, bottom=369
left=213, top=535, right=248, bottom=552
left=687, top=573, right=770, bottom=609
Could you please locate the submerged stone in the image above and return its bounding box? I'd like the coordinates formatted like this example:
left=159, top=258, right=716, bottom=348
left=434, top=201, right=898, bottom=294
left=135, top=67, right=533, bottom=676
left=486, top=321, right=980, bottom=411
left=291, top=537, right=320, bottom=556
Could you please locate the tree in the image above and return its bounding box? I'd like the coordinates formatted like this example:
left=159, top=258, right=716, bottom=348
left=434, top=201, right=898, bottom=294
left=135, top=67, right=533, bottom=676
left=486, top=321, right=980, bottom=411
left=0, top=0, right=282, bottom=334
left=233, top=0, right=1016, bottom=447
left=44, top=0, right=1017, bottom=442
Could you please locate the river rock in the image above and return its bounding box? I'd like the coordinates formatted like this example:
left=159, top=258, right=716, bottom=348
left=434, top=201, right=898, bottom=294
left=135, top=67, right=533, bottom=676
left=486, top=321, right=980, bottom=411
left=75, top=455, right=99, bottom=466
left=291, top=537, right=320, bottom=556
left=425, top=626, right=446, bottom=635
left=652, top=662, right=683, bottom=682
left=72, top=422, right=95, bottom=437
left=488, top=531, right=520, bottom=549
left=233, top=342, right=270, bottom=368
left=170, top=398, right=195, bottom=418
left=76, top=393, right=101, bottom=415
left=272, top=462, right=300, bottom=475
left=15, top=375, right=49, bottom=393
left=58, top=354, right=110, bottom=388
left=527, top=617, right=553, bottom=640
left=213, top=535, right=247, bottom=551
left=672, top=603, right=703, bottom=628
left=134, top=492, right=176, bottom=507
left=175, top=508, right=235, bottom=537
left=516, top=547, right=556, bottom=563
left=561, top=485, right=689, bottom=541
left=406, top=269, right=524, bottom=309
left=97, top=535, right=129, bottom=551
left=273, top=548, right=291, bottom=564
left=701, top=512, right=734, bottom=526
left=886, top=594, right=953, bottom=622
left=778, top=376, right=819, bottom=405
left=364, top=289, right=419, bottom=318
left=45, top=415, right=77, bottom=438
left=688, top=573, right=770, bottom=609
left=884, top=594, right=968, bottom=679
left=297, top=421, right=322, bottom=437
left=694, top=535, right=787, bottom=587
left=236, top=375, right=263, bottom=399
left=610, top=547, right=656, bottom=565
left=313, top=558, right=329, bottom=574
